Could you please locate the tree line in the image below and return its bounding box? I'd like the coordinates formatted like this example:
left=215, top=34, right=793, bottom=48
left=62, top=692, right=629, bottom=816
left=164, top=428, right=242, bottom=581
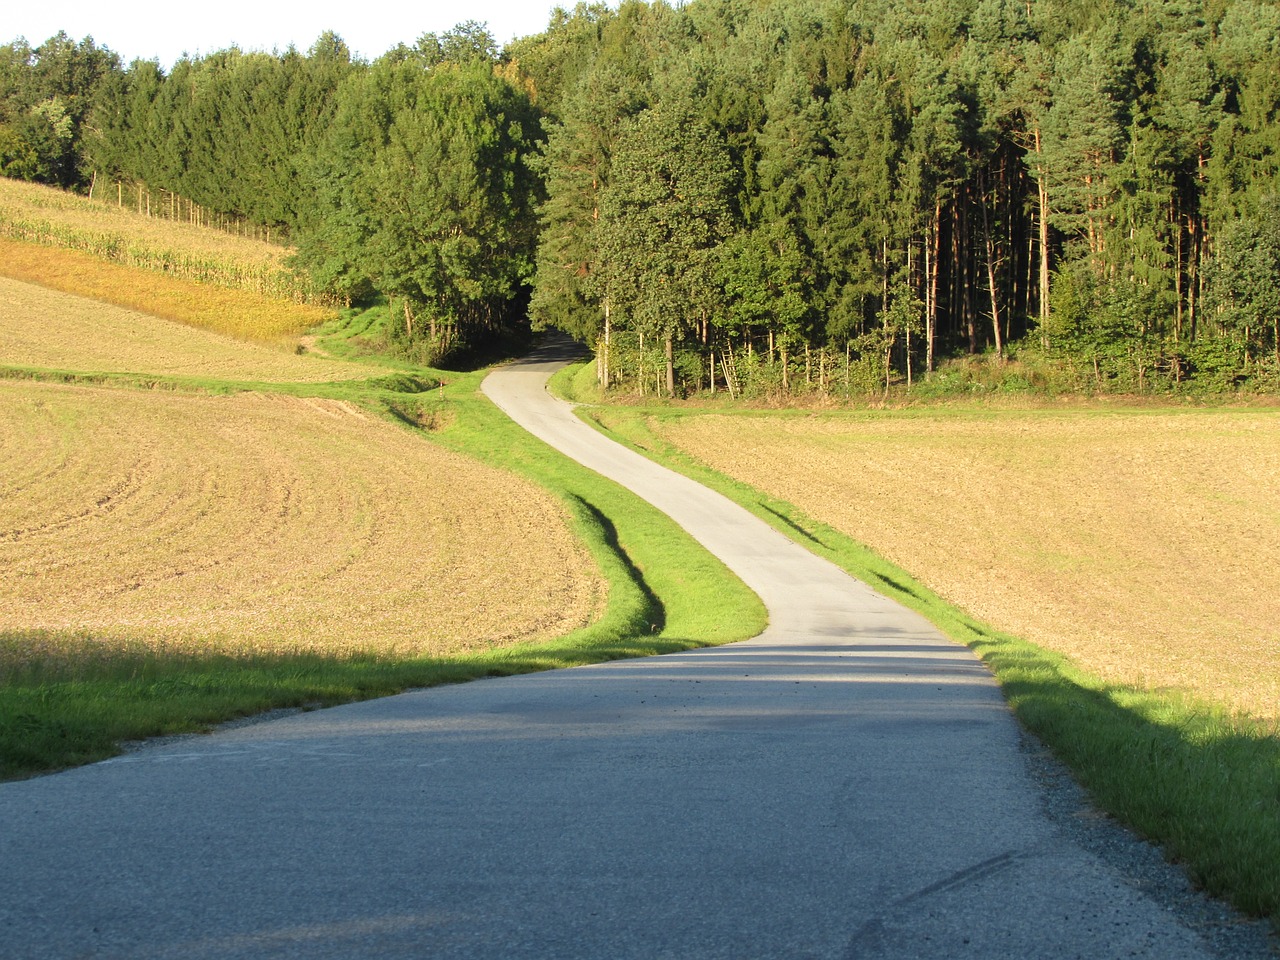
left=2, top=0, right=1278, bottom=392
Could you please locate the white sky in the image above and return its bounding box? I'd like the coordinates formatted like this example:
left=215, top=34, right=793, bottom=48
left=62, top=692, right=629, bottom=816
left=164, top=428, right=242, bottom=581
left=4, top=1, right=567, bottom=68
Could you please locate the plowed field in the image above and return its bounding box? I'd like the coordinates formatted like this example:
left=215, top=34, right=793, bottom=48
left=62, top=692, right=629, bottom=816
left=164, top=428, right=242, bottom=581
left=1, top=379, right=604, bottom=669
left=641, top=409, right=1280, bottom=722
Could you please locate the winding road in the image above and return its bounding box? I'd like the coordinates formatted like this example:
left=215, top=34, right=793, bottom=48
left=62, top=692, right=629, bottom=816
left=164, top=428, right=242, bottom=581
left=0, top=339, right=1264, bottom=958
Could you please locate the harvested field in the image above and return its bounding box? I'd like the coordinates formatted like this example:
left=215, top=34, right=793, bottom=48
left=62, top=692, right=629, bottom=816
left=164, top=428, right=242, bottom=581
left=640, top=408, right=1280, bottom=723
left=0, top=380, right=605, bottom=669
left=0, top=276, right=382, bottom=383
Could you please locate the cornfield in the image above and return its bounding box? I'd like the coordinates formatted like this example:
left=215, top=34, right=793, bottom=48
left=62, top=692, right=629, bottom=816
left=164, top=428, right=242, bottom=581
left=0, top=239, right=331, bottom=346
left=0, top=178, right=326, bottom=306
left=0, top=276, right=381, bottom=383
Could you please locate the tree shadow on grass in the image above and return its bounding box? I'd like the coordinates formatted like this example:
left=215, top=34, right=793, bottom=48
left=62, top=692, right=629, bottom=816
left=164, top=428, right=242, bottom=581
left=758, top=503, right=828, bottom=548
left=969, top=627, right=1280, bottom=931
left=562, top=494, right=666, bottom=638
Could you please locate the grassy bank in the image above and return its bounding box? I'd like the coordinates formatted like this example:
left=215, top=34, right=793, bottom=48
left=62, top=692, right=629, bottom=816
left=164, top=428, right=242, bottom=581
left=0, top=288, right=764, bottom=780
left=566, top=393, right=1280, bottom=930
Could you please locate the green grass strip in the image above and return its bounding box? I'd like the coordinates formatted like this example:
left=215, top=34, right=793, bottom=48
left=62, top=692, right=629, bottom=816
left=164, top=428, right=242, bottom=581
left=0, top=358, right=762, bottom=783
left=573, top=389, right=1280, bottom=932
left=422, top=365, right=765, bottom=653
left=0, top=353, right=764, bottom=782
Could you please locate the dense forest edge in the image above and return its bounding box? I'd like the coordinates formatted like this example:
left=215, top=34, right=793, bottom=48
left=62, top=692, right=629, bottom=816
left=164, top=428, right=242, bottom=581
left=2, top=0, right=1278, bottom=397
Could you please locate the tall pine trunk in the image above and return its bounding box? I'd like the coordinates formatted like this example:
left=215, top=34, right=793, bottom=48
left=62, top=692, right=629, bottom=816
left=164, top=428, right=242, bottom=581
left=1034, top=126, right=1051, bottom=341
left=979, top=166, right=1004, bottom=360
left=928, top=200, right=941, bottom=373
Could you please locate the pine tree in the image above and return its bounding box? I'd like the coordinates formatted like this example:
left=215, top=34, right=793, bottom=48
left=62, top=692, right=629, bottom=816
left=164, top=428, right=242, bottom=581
left=528, top=61, right=648, bottom=347
left=598, top=101, right=736, bottom=394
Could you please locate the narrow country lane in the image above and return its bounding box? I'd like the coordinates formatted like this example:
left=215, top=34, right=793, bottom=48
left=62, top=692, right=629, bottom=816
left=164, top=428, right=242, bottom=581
left=0, top=338, right=1264, bottom=959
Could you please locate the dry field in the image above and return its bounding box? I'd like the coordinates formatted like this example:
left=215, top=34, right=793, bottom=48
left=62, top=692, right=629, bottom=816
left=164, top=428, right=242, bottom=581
left=0, top=178, right=315, bottom=303
left=0, top=190, right=609, bottom=712
left=639, top=408, right=1280, bottom=723
left=0, top=275, right=381, bottom=383
left=0, top=380, right=604, bottom=670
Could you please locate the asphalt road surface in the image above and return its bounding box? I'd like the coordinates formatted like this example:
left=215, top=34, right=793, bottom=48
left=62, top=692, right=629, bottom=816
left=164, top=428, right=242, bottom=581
left=0, top=338, right=1269, bottom=959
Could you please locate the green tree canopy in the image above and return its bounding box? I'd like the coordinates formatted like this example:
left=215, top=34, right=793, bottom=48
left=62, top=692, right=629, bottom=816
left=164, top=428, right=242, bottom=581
left=598, top=100, right=736, bottom=392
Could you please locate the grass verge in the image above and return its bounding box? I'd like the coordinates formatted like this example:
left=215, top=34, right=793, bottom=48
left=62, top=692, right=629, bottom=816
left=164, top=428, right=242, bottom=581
left=0, top=339, right=764, bottom=781
left=571, top=392, right=1280, bottom=932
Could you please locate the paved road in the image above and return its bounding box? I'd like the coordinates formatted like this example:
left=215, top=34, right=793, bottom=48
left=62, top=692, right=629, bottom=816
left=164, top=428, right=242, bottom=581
left=0, top=340, right=1262, bottom=958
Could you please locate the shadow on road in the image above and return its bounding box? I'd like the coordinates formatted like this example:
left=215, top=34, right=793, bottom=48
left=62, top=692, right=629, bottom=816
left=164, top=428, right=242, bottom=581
left=515, top=330, right=592, bottom=365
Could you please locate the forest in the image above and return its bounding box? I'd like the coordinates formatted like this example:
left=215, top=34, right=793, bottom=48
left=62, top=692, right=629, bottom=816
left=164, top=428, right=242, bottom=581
left=2, top=0, right=1279, bottom=396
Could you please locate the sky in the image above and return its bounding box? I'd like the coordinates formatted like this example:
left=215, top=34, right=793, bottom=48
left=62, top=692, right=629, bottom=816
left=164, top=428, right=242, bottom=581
left=4, top=1, right=568, bottom=68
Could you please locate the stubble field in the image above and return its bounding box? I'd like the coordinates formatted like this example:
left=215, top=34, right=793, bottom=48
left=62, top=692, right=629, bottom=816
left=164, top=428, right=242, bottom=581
left=0, top=379, right=604, bottom=672
left=0, top=257, right=606, bottom=684
left=630, top=408, right=1280, bottom=723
